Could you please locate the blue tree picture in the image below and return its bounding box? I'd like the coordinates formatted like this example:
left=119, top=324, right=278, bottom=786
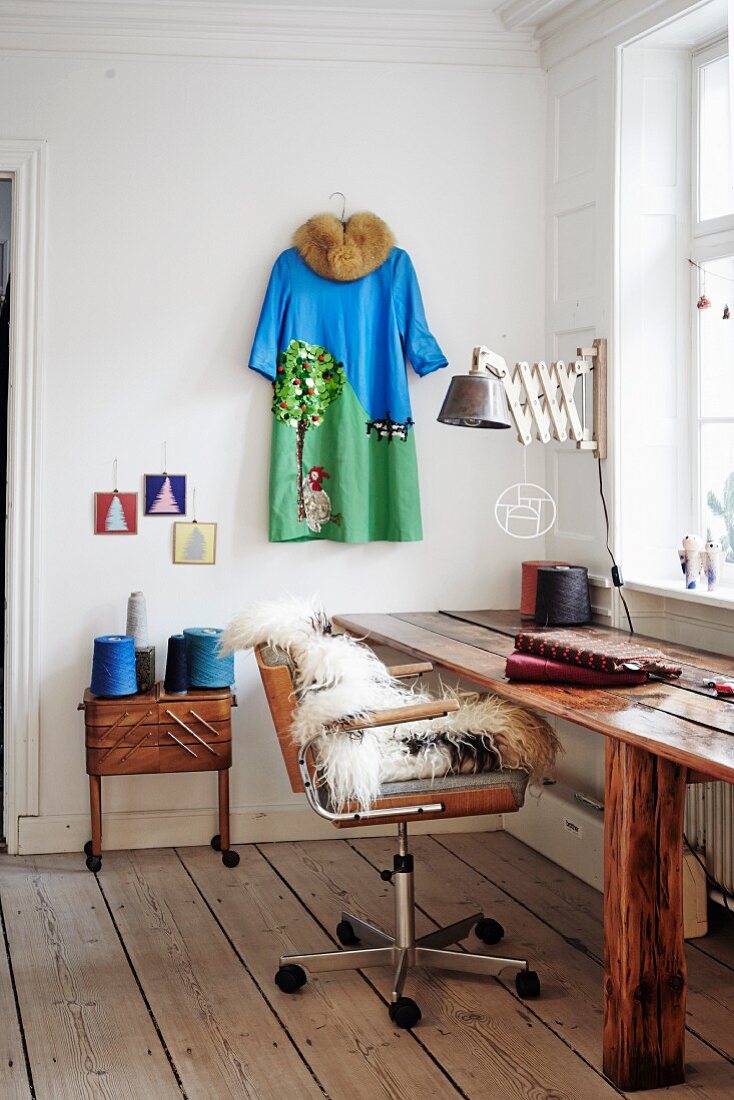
left=144, top=474, right=186, bottom=516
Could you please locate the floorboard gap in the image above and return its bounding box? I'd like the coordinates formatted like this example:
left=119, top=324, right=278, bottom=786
left=431, top=834, right=734, bottom=1069
left=0, top=893, right=36, bottom=1099
left=174, top=846, right=330, bottom=1100
left=93, top=868, right=188, bottom=1098
left=254, top=841, right=472, bottom=1100
left=349, top=837, right=628, bottom=1096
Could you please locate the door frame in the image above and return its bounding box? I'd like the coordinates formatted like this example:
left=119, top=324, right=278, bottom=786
left=0, top=140, right=45, bottom=853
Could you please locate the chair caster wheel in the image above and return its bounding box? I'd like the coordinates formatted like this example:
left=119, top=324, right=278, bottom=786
left=336, top=920, right=360, bottom=946
left=85, top=855, right=102, bottom=873
left=516, top=969, right=540, bottom=999
left=211, top=834, right=222, bottom=852
left=389, top=996, right=421, bottom=1029
left=475, top=918, right=504, bottom=945
left=275, top=964, right=307, bottom=994
left=83, top=840, right=94, bottom=858
left=221, top=849, right=239, bottom=868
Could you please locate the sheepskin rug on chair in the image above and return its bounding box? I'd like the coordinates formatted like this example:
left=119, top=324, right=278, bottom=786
left=222, top=598, right=560, bottom=810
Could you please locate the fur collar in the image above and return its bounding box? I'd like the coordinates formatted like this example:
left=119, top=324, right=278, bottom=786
left=293, top=212, right=395, bottom=282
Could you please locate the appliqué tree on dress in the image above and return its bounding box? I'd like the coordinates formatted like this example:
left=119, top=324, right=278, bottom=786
left=272, top=340, right=346, bottom=522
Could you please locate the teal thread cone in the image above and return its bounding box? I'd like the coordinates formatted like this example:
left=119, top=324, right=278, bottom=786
left=183, top=627, right=234, bottom=688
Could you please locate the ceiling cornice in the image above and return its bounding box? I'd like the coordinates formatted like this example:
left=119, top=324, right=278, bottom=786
left=495, top=0, right=572, bottom=31
left=0, top=1, right=541, bottom=70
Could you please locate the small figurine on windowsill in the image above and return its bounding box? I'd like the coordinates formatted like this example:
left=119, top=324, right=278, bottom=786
left=678, top=534, right=724, bottom=591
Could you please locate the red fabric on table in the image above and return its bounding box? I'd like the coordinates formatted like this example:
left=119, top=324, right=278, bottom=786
left=514, top=628, right=681, bottom=677
left=505, top=651, right=648, bottom=686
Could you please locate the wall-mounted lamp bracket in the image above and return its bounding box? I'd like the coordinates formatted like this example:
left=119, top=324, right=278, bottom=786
left=472, top=337, right=607, bottom=458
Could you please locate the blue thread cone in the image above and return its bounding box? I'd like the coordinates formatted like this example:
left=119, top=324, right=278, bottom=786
left=90, top=635, right=138, bottom=697
left=183, top=627, right=234, bottom=688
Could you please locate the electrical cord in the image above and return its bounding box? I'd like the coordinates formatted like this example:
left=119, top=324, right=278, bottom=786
left=684, top=830, right=732, bottom=913
left=597, top=455, right=635, bottom=635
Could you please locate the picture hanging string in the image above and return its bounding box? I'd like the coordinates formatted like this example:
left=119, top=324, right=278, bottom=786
left=113, top=457, right=118, bottom=494
left=192, top=487, right=197, bottom=523
left=689, top=258, right=730, bottom=318
left=162, top=440, right=167, bottom=475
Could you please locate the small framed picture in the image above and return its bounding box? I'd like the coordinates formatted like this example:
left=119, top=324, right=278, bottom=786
left=173, top=521, right=217, bottom=564
left=144, top=473, right=186, bottom=516
left=94, top=492, right=138, bottom=535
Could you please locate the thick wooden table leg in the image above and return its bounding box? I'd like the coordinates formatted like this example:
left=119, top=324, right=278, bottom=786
left=89, top=774, right=102, bottom=857
left=603, top=739, right=687, bottom=1091
left=218, top=769, right=230, bottom=852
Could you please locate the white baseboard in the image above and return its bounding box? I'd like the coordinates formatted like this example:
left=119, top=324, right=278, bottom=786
left=17, top=804, right=503, bottom=855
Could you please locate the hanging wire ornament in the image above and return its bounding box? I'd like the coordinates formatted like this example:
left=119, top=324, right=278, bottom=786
left=724, top=305, right=730, bottom=320
left=697, top=269, right=712, bottom=310
left=494, top=447, right=557, bottom=539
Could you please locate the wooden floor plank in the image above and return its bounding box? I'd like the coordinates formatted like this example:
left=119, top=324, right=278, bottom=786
left=97, top=848, right=323, bottom=1100
left=179, top=844, right=462, bottom=1100
left=440, top=831, right=734, bottom=1062
left=264, top=837, right=624, bottom=1100
left=0, top=854, right=179, bottom=1100
left=0, top=894, right=33, bottom=1098
left=433, top=832, right=734, bottom=1097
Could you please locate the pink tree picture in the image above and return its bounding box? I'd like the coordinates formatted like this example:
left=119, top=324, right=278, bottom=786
left=144, top=473, right=186, bottom=515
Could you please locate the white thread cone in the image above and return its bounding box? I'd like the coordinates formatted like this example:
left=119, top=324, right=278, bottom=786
left=126, top=591, right=149, bottom=649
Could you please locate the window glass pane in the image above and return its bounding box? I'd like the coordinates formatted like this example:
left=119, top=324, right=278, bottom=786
left=699, top=55, right=734, bottom=222
left=702, top=422, right=734, bottom=562
left=700, top=255, right=734, bottom=418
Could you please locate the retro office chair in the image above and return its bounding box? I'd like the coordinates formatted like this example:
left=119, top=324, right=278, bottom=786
left=255, top=643, right=540, bottom=1029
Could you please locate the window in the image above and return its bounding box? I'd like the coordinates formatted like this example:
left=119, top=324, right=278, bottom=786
left=694, top=42, right=734, bottom=572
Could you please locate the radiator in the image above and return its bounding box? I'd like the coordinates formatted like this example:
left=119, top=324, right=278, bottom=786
left=685, top=782, right=734, bottom=899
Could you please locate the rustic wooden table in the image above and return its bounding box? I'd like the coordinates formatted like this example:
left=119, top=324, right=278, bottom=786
left=81, top=682, right=238, bottom=872
left=334, top=608, right=734, bottom=1093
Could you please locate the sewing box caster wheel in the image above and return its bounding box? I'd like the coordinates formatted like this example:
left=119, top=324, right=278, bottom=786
left=210, top=834, right=222, bottom=851
left=85, top=854, right=102, bottom=873
left=475, top=918, right=504, bottom=945
left=336, top=920, right=360, bottom=946
left=83, top=840, right=94, bottom=858
left=389, top=996, right=421, bottom=1030
left=221, top=849, right=240, bottom=868
left=275, top=964, right=307, bottom=994
left=515, top=969, right=541, bottom=999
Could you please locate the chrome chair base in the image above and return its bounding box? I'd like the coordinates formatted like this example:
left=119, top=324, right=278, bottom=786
left=281, top=909, right=529, bottom=1001
left=275, top=824, right=539, bottom=1017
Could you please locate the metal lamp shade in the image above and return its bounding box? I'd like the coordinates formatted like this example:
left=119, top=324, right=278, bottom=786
left=437, top=374, right=512, bottom=429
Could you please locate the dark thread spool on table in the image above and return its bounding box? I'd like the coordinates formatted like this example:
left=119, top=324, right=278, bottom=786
left=534, top=565, right=592, bottom=626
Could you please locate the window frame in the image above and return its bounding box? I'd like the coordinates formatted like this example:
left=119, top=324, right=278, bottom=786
left=692, top=37, right=734, bottom=237
left=691, top=37, right=734, bottom=580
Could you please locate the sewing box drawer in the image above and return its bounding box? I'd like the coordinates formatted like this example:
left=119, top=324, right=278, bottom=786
left=82, top=685, right=234, bottom=778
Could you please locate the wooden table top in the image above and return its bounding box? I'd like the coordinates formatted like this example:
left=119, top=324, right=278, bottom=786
left=333, top=609, right=734, bottom=784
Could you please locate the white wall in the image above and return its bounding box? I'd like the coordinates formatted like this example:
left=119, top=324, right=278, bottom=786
left=0, top=43, right=547, bottom=851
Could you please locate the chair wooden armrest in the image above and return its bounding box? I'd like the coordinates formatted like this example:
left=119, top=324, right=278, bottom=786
left=329, top=698, right=460, bottom=734
left=387, top=661, right=433, bottom=678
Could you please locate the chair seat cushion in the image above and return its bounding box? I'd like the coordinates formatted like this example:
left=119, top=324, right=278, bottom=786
left=378, top=768, right=528, bottom=806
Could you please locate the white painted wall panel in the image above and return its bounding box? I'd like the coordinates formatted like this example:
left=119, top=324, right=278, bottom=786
left=555, top=79, right=597, bottom=182
left=555, top=203, right=596, bottom=301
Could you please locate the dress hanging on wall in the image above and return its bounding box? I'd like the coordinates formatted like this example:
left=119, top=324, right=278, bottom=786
left=248, top=212, right=447, bottom=543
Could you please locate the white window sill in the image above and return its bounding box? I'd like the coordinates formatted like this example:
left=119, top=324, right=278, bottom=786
left=623, top=577, right=734, bottom=613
